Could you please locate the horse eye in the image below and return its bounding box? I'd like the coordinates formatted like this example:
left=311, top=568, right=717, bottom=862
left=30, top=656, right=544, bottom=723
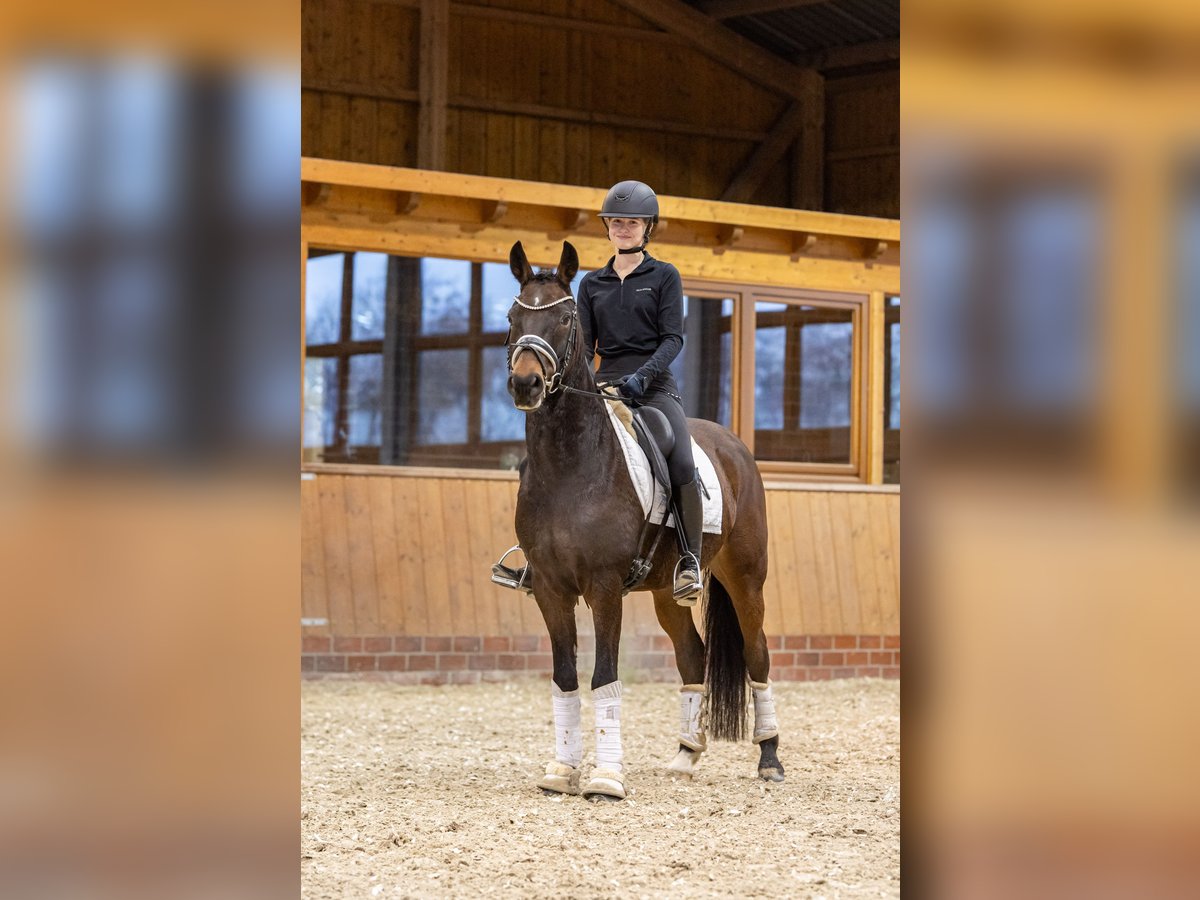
left=560, top=312, right=571, bottom=325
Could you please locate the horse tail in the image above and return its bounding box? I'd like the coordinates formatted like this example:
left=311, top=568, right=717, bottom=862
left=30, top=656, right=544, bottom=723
left=703, top=575, right=748, bottom=742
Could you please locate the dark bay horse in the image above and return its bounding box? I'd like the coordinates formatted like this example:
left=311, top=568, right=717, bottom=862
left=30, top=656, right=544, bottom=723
left=504, top=240, right=784, bottom=801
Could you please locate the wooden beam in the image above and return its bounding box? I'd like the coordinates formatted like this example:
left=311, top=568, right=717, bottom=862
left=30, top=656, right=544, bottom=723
left=301, top=216, right=900, bottom=294
left=722, top=101, right=807, bottom=204
left=302, top=79, right=768, bottom=143
left=864, top=240, right=889, bottom=260
left=713, top=224, right=744, bottom=254
left=698, top=0, right=829, bottom=19
left=395, top=191, right=421, bottom=214
left=789, top=233, right=817, bottom=260
left=303, top=182, right=332, bottom=207
left=827, top=145, right=900, bottom=163
left=417, top=0, right=449, bottom=170
left=561, top=209, right=590, bottom=231
left=450, top=1, right=683, bottom=43
left=792, top=74, right=825, bottom=210
left=449, top=96, right=767, bottom=143
left=606, top=0, right=822, bottom=101
left=300, top=158, right=901, bottom=242
left=794, top=38, right=900, bottom=72
left=481, top=199, right=507, bottom=223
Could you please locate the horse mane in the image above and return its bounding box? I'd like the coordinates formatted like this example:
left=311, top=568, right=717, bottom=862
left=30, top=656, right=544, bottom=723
left=528, top=270, right=561, bottom=284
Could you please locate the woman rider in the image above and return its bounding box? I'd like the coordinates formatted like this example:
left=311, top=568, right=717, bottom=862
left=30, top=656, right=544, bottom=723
left=492, top=179, right=703, bottom=603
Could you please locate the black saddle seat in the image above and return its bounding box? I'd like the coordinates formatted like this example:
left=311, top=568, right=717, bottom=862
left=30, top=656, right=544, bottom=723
left=630, top=406, right=674, bottom=495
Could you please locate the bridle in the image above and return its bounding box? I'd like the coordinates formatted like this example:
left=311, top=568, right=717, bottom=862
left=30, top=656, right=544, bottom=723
left=506, top=289, right=631, bottom=405
left=505, top=292, right=579, bottom=396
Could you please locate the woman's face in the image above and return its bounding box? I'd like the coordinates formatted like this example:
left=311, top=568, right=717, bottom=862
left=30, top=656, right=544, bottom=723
left=604, top=217, right=646, bottom=252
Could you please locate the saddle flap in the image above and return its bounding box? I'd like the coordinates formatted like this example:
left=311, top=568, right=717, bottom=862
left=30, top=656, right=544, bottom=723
left=630, top=407, right=673, bottom=494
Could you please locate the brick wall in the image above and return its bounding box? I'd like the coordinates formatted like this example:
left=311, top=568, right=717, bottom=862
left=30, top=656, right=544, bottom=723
left=301, top=634, right=900, bottom=684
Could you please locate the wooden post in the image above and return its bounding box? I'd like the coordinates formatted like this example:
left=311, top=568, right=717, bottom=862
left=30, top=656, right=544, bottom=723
left=792, top=73, right=825, bottom=211
left=866, top=290, right=886, bottom=484
left=1105, top=141, right=1171, bottom=506
left=418, top=0, right=449, bottom=170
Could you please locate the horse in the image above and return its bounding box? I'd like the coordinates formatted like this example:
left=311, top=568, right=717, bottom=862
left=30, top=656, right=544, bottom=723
left=503, top=239, right=784, bottom=801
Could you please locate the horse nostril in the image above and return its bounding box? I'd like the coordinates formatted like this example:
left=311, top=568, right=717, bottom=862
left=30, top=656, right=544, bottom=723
left=509, top=372, right=543, bottom=400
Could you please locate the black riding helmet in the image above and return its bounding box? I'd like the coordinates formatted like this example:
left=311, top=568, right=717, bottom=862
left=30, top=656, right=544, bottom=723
left=599, top=180, right=659, bottom=253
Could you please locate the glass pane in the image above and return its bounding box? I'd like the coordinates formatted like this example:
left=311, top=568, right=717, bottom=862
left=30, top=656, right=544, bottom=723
left=416, top=349, right=469, bottom=444
left=351, top=252, right=387, bottom=340
left=482, top=262, right=514, bottom=333
left=347, top=354, right=383, bottom=448
left=885, top=298, right=900, bottom=483
left=799, top=320, right=852, bottom=428
left=481, top=346, right=525, bottom=441
left=303, top=357, right=337, bottom=451
left=889, top=332, right=900, bottom=431
left=421, top=258, right=471, bottom=335
left=753, top=302, right=854, bottom=465
left=669, top=295, right=734, bottom=427
left=305, top=253, right=343, bottom=345
left=754, top=326, right=785, bottom=430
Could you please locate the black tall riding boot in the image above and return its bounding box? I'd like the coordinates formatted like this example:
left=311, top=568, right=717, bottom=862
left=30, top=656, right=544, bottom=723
left=672, top=477, right=704, bottom=605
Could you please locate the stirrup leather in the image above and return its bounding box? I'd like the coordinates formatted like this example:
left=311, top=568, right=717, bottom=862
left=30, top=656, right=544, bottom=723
left=491, top=544, right=534, bottom=594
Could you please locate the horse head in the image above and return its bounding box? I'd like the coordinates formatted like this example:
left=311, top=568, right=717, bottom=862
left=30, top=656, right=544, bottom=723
left=506, top=240, right=580, bottom=410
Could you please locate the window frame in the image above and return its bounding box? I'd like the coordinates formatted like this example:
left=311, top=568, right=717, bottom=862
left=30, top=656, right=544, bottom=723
left=302, top=249, right=889, bottom=484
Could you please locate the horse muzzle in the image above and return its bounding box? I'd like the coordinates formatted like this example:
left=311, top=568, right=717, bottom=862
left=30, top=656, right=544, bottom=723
left=508, top=370, right=546, bottom=410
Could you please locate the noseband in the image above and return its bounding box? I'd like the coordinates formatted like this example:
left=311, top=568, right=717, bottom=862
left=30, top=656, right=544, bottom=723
left=507, top=293, right=577, bottom=395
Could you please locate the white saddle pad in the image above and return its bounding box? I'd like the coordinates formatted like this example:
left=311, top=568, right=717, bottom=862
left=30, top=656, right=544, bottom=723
left=604, top=402, right=723, bottom=534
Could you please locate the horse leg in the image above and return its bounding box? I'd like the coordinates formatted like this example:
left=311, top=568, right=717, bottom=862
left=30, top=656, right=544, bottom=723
left=532, top=588, right=583, bottom=796
left=581, top=591, right=627, bottom=802
left=713, top=563, right=786, bottom=783
left=652, top=588, right=707, bottom=779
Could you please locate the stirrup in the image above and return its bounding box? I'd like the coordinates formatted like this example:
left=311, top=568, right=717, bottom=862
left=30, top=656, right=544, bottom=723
left=672, top=555, right=703, bottom=606
left=491, top=545, right=534, bottom=594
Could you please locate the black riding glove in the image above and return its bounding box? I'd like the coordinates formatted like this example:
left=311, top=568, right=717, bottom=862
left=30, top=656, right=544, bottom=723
left=614, top=371, right=647, bottom=400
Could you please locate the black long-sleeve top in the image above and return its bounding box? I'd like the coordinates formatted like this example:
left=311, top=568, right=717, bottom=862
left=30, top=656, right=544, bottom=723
left=577, top=253, right=684, bottom=385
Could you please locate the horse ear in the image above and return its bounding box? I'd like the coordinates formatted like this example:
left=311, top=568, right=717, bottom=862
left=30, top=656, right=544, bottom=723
left=509, top=241, right=533, bottom=285
left=557, top=241, right=579, bottom=288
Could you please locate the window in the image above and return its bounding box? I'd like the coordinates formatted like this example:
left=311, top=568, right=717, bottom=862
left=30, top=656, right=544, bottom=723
left=669, top=294, right=734, bottom=428
left=303, top=249, right=589, bottom=468
left=303, top=251, right=894, bottom=482
left=752, top=300, right=857, bottom=467
left=885, top=295, right=900, bottom=483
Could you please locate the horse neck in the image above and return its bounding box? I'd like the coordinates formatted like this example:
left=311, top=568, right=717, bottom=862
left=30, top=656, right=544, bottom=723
left=523, top=359, right=618, bottom=477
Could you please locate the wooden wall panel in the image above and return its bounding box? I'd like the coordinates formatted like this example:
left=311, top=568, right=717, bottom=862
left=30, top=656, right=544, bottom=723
left=825, top=68, right=900, bottom=218
left=300, top=472, right=900, bottom=640
left=301, top=0, right=803, bottom=201
left=300, top=476, right=330, bottom=633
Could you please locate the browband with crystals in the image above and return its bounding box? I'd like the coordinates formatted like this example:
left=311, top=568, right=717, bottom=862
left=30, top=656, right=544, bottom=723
left=513, top=294, right=574, bottom=310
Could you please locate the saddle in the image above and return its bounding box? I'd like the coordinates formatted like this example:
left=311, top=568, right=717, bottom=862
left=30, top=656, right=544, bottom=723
left=628, top=406, right=673, bottom=499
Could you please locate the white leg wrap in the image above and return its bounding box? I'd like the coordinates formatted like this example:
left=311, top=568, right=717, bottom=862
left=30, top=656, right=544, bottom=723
left=678, top=683, right=707, bottom=752
left=551, top=683, right=583, bottom=768
left=592, top=680, right=624, bottom=773
left=751, top=680, right=779, bottom=744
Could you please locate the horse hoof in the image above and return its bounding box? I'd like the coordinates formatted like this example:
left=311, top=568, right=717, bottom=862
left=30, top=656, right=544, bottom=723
left=581, top=768, right=626, bottom=801
left=536, top=762, right=581, bottom=796
left=586, top=792, right=622, bottom=803
left=666, top=748, right=701, bottom=778
left=758, top=767, right=785, bottom=783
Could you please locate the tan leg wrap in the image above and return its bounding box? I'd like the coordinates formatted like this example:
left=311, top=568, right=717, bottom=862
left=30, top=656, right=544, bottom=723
left=751, top=680, right=779, bottom=744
